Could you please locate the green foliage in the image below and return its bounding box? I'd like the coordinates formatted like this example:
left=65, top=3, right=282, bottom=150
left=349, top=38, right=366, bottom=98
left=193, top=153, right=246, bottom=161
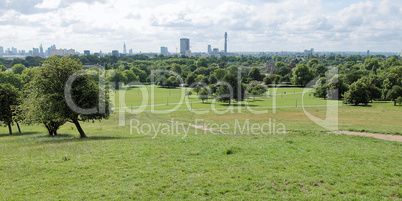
left=213, top=69, right=227, bottom=80
left=292, top=64, right=314, bottom=87
left=186, top=73, right=196, bottom=86
left=327, top=75, right=349, bottom=100
left=0, top=65, right=6, bottom=72
left=171, top=63, right=182, bottom=74
left=396, top=96, right=402, bottom=106
left=11, top=64, right=26, bottom=74
left=276, top=66, right=291, bottom=77
left=23, top=56, right=110, bottom=138
left=208, top=74, right=218, bottom=84
left=343, top=78, right=370, bottom=106
left=385, top=85, right=402, bottom=106
left=108, top=70, right=127, bottom=89
left=193, top=85, right=201, bottom=95
left=196, top=57, right=208, bottom=68
left=314, top=77, right=328, bottom=99
left=268, top=74, right=282, bottom=85
left=0, top=83, right=20, bottom=135
left=163, top=76, right=179, bottom=88
left=248, top=67, right=262, bottom=81
left=263, top=76, right=271, bottom=85
left=364, top=58, right=380, bottom=71
left=0, top=71, right=23, bottom=89
left=199, top=88, right=209, bottom=103
left=248, top=84, right=266, bottom=100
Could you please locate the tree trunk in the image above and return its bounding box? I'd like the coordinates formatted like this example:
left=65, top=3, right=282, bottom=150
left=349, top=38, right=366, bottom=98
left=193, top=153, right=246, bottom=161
left=394, top=100, right=396, bottom=106
left=16, top=122, right=21, bottom=133
left=73, top=120, right=87, bottom=138
left=8, top=122, right=12, bottom=135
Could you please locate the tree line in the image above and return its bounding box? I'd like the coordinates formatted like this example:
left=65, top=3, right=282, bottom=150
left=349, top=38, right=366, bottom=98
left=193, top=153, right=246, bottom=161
left=1, top=54, right=401, bottom=136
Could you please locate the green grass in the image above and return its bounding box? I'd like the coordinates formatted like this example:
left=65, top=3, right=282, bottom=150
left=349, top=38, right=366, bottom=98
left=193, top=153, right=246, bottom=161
left=0, top=87, right=401, bottom=200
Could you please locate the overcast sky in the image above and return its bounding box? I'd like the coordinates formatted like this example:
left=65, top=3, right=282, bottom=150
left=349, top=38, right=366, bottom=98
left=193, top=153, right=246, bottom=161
left=0, top=0, right=401, bottom=53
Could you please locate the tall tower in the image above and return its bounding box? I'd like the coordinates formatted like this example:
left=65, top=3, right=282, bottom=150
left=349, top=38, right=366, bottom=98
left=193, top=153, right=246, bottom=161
left=123, top=42, right=127, bottom=54
left=39, top=44, right=44, bottom=56
left=224, top=32, right=227, bottom=54
left=180, top=38, right=190, bottom=56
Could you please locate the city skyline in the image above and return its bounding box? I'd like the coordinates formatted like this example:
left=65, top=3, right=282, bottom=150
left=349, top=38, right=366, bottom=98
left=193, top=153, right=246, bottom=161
left=0, top=0, right=401, bottom=53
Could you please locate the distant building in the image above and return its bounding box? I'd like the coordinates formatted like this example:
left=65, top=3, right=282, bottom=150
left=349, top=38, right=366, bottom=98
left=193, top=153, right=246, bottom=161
left=50, top=49, right=68, bottom=56
left=180, top=38, right=190, bottom=56
left=123, top=42, right=127, bottom=54
left=399, top=50, right=402, bottom=56
left=47, top=44, right=56, bottom=57
left=129, top=49, right=133, bottom=55
left=33, top=48, right=40, bottom=56
left=68, top=49, right=75, bottom=56
left=112, top=50, right=119, bottom=57
left=224, top=32, right=228, bottom=54
left=161, top=46, right=168, bottom=55
left=0, top=46, right=3, bottom=55
left=12, top=47, right=17, bottom=55
left=212, top=48, right=219, bottom=55
left=367, top=50, right=370, bottom=56
left=84, top=50, right=90, bottom=55
left=304, top=48, right=314, bottom=56
left=208, top=45, right=212, bottom=54
left=39, top=44, right=44, bottom=56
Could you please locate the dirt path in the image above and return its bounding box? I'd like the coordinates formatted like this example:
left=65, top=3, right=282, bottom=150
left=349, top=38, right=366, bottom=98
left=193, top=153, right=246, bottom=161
left=330, top=131, right=402, bottom=142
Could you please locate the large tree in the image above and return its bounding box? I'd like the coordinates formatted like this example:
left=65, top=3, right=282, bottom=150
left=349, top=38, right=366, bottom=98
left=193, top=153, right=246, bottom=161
left=23, top=56, right=110, bottom=138
left=0, top=83, right=20, bottom=135
left=292, top=64, right=314, bottom=87
left=343, top=78, right=370, bottom=106
left=248, top=67, right=262, bottom=81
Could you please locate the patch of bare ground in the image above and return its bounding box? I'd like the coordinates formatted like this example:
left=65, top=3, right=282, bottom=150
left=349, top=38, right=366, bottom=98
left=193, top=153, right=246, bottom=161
left=329, top=131, right=402, bottom=142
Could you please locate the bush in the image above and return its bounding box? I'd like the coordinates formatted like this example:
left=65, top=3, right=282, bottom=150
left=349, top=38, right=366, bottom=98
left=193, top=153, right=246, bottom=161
left=397, top=97, right=402, bottom=106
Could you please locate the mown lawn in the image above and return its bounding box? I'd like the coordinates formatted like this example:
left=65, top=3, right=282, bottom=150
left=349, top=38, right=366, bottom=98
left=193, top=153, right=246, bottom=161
left=0, top=87, right=401, bottom=200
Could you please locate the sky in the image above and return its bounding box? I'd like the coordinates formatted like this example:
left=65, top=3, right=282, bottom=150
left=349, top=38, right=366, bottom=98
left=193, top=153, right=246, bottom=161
left=0, top=0, right=401, bottom=53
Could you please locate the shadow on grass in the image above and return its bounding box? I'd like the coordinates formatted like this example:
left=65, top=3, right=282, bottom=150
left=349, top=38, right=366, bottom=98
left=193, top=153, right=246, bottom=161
left=220, top=103, right=259, bottom=107
left=29, top=133, right=133, bottom=144
left=0, top=132, right=39, bottom=138
left=350, top=105, right=373, bottom=107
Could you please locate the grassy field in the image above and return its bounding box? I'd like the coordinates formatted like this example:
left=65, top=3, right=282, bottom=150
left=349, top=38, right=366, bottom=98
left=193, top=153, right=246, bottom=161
left=0, top=86, right=401, bottom=200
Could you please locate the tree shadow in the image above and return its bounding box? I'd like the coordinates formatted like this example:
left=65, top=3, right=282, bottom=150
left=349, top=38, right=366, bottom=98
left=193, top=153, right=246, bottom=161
left=28, top=133, right=133, bottom=144
left=220, top=103, right=258, bottom=107
left=352, top=105, right=373, bottom=107
left=0, top=132, right=39, bottom=138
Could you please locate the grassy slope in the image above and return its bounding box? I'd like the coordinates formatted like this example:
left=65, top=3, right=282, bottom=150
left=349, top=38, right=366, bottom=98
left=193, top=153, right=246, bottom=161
left=0, top=87, right=401, bottom=200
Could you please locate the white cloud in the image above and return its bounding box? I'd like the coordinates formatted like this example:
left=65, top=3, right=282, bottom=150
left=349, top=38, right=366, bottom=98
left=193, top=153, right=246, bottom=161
left=34, top=0, right=62, bottom=9
left=0, top=0, right=401, bottom=53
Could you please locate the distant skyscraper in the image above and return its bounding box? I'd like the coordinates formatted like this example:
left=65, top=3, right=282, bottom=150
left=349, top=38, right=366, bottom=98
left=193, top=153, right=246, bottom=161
left=112, top=50, right=119, bottom=57
left=33, top=48, right=39, bottom=56
left=129, top=49, right=133, bottom=55
left=12, top=47, right=17, bottom=55
left=47, top=44, right=56, bottom=56
left=123, top=42, right=127, bottom=54
left=161, top=47, right=168, bottom=55
left=224, top=32, right=227, bottom=54
left=39, top=44, right=44, bottom=56
left=208, top=45, right=212, bottom=54
left=84, top=50, right=90, bottom=55
left=0, top=46, right=3, bottom=55
left=367, top=50, right=370, bottom=56
left=180, top=38, right=190, bottom=56
left=311, top=48, right=314, bottom=55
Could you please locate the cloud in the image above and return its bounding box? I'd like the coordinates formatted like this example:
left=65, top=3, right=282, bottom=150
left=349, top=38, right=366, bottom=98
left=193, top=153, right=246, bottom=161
left=0, top=0, right=401, bottom=53
left=34, top=0, right=61, bottom=9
